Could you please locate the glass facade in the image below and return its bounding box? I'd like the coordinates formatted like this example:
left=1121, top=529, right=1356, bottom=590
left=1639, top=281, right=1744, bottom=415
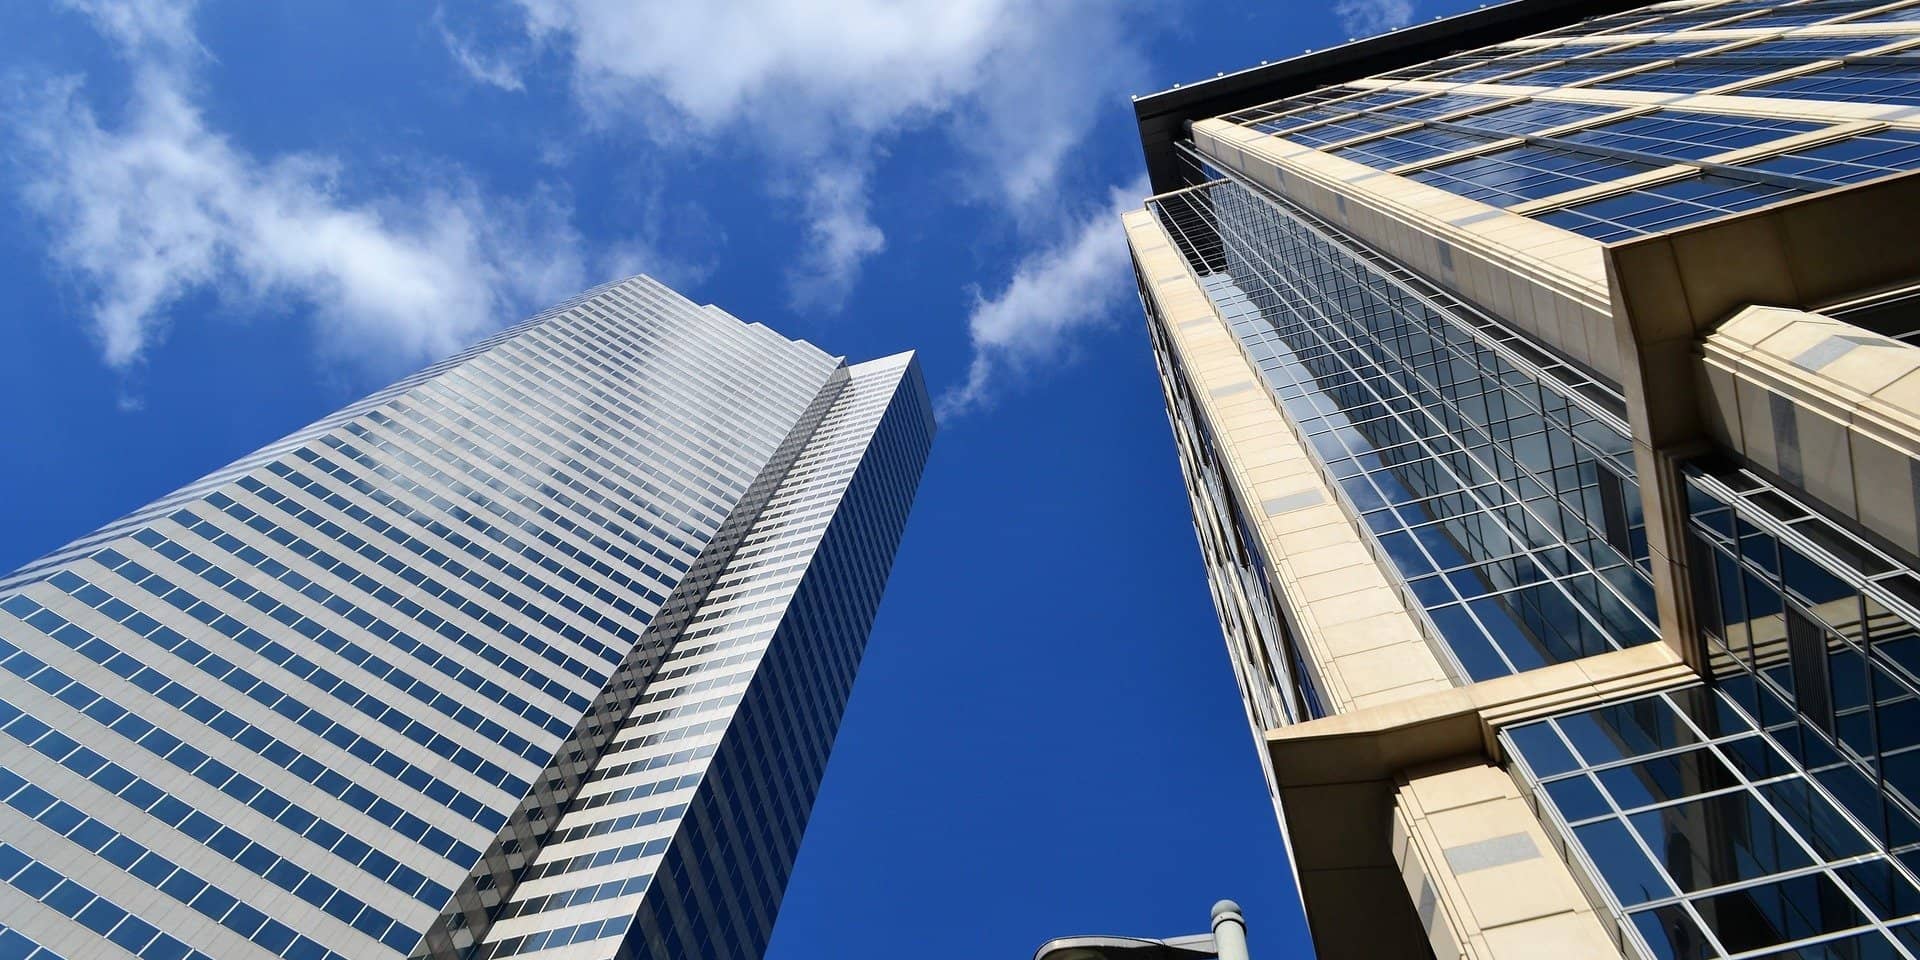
left=1150, top=171, right=1656, bottom=683
left=1213, top=0, right=1920, bottom=246
left=0, top=277, right=934, bottom=960
left=1136, top=0, right=1920, bottom=956
left=1507, top=685, right=1920, bottom=958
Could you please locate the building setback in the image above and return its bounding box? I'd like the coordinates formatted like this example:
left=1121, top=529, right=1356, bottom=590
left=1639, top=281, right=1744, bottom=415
left=1125, top=0, right=1920, bottom=957
left=0, top=275, right=934, bottom=960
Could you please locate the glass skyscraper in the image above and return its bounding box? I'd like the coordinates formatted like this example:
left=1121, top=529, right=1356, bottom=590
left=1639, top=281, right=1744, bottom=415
left=1127, top=1, right=1920, bottom=957
left=0, top=275, right=934, bottom=960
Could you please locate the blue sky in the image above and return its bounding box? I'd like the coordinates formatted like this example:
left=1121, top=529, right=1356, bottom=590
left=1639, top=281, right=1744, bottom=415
left=0, top=0, right=1473, bottom=955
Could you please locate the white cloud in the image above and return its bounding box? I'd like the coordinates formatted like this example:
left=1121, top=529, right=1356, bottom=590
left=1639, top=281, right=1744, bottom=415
left=57, top=0, right=199, bottom=54
left=455, top=0, right=1142, bottom=308
left=436, top=10, right=527, bottom=92
left=1335, top=0, right=1415, bottom=37
left=938, top=177, right=1148, bottom=420
left=785, top=168, right=886, bottom=312
left=13, top=0, right=589, bottom=374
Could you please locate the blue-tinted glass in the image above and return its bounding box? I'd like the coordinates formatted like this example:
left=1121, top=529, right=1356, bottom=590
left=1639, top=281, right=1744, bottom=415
left=1750, top=130, right=1920, bottom=185
left=1333, top=128, right=1495, bottom=170
left=1564, top=112, right=1818, bottom=161
left=1747, top=61, right=1920, bottom=107
left=1629, top=791, right=1812, bottom=892
left=1760, top=779, right=1874, bottom=859
left=1839, top=860, right=1920, bottom=920
left=1556, top=695, right=1698, bottom=765
left=1634, top=904, right=1714, bottom=960
left=1598, top=745, right=1743, bottom=811
left=1169, top=176, right=1653, bottom=684
left=1696, top=873, right=1866, bottom=954
left=1752, top=928, right=1908, bottom=960
left=1454, top=99, right=1620, bottom=136
left=1537, top=175, right=1801, bottom=242
left=1741, top=0, right=1903, bottom=27
left=1380, top=93, right=1502, bottom=120
left=1546, top=774, right=1613, bottom=821
left=1576, top=818, right=1674, bottom=904
left=1412, top=144, right=1661, bottom=206
left=1508, top=719, right=1581, bottom=776
left=1286, top=112, right=1405, bottom=148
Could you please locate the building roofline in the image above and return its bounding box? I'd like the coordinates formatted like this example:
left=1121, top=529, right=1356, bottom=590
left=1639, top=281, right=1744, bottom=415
left=1131, top=0, right=1654, bottom=193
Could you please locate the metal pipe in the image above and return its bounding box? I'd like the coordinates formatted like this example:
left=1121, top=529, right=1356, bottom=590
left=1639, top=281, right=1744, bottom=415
left=1212, top=900, right=1249, bottom=960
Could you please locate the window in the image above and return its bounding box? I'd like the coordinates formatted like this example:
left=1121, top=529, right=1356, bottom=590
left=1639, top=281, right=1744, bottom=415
left=1562, top=111, right=1820, bottom=161
left=1535, top=174, right=1800, bottom=242
left=1410, top=144, right=1662, bottom=206
left=1748, top=129, right=1920, bottom=184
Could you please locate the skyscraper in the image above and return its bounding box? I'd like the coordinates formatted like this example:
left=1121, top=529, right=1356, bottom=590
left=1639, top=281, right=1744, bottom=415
left=1126, top=1, right=1920, bottom=957
left=0, top=275, right=934, bottom=960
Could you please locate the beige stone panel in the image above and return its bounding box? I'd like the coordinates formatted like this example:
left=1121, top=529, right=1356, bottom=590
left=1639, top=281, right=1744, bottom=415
left=1603, top=176, right=1920, bottom=666
left=1338, top=643, right=1452, bottom=697
left=1821, top=340, right=1920, bottom=398
left=1456, top=856, right=1593, bottom=930
left=1405, top=762, right=1512, bottom=814
left=1853, top=433, right=1920, bottom=556
left=1352, top=679, right=1459, bottom=709
left=1734, top=376, right=1783, bottom=477
left=1479, top=911, right=1622, bottom=960
left=1324, top=613, right=1429, bottom=658
left=1872, top=365, right=1920, bottom=422
left=1318, top=587, right=1417, bottom=628
left=1801, top=406, right=1860, bottom=516
left=1392, top=763, right=1621, bottom=960
left=1269, top=502, right=1351, bottom=535
left=1124, top=207, right=1446, bottom=719
left=1289, top=541, right=1377, bottom=579
left=1277, top=521, right=1363, bottom=555
left=1299, top=868, right=1435, bottom=960
left=1693, top=355, right=1745, bottom=439
left=1701, top=306, right=1920, bottom=551
left=1296, top=566, right=1382, bottom=602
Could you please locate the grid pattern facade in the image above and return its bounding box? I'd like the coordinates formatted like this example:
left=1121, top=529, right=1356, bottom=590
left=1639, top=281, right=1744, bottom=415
left=1150, top=175, right=1657, bottom=687
left=0, top=276, right=933, bottom=960
left=1221, top=0, right=1920, bottom=245
left=1507, top=684, right=1920, bottom=958
left=1131, top=0, right=1920, bottom=956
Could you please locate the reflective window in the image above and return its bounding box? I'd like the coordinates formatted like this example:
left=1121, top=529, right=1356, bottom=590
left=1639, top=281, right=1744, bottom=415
left=1685, top=461, right=1920, bottom=852
left=1749, top=129, right=1920, bottom=184
left=1411, top=143, right=1663, bottom=206
left=1746, top=60, right=1920, bottom=105
left=1331, top=127, right=1496, bottom=170
left=1535, top=174, right=1800, bottom=242
left=1507, top=685, right=1920, bottom=959
left=1562, top=112, right=1820, bottom=161
left=1594, top=35, right=1897, bottom=93
left=1451, top=99, right=1621, bottom=136
left=1152, top=172, right=1656, bottom=683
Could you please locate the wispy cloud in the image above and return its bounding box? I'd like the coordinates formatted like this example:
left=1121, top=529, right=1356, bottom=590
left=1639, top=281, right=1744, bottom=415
left=784, top=167, right=886, bottom=312
left=436, top=9, right=526, bottom=92
left=1334, top=0, right=1415, bottom=37
left=449, top=0, right=1143, bottom=311
left=12, top=0, right=588, bottom=374
left=939, top=177, right=1148, bottom=420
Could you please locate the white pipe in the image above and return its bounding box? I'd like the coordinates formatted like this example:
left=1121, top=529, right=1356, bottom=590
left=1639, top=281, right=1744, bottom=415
left=1212, top=900, right=1249, bottom=960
